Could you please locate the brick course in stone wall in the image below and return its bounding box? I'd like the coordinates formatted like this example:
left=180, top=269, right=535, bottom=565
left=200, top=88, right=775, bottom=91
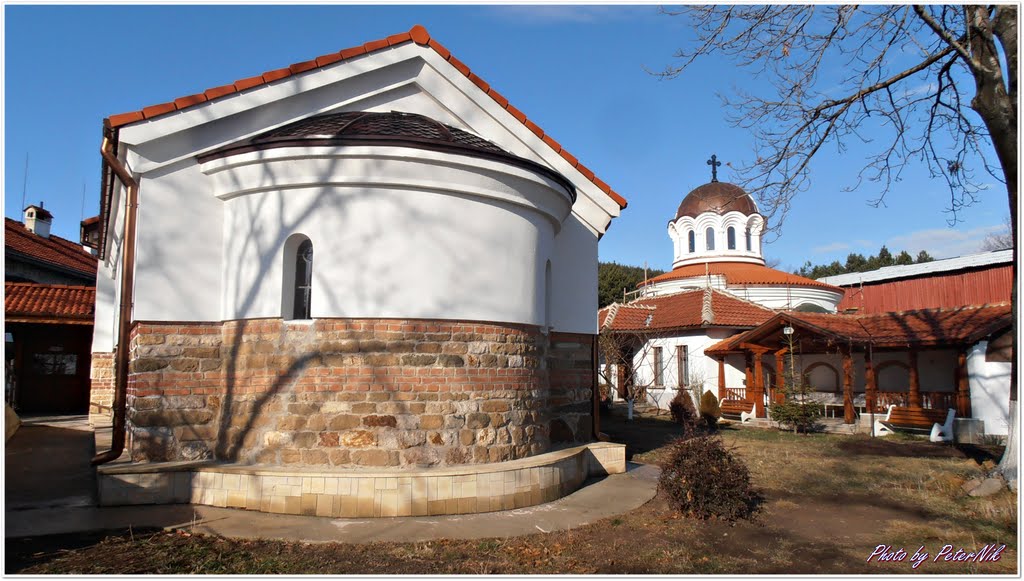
left=125, top=319, right=595, bottom=468
left=90, top=352, right=116, bottom=422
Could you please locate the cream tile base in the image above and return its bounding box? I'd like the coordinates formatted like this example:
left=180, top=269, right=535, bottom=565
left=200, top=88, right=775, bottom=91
left=97, top=442, right=625, bottom=517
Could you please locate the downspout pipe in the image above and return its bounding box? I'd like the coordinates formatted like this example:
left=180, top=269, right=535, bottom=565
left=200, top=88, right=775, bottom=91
left=92, top=136, right=139, bottom=466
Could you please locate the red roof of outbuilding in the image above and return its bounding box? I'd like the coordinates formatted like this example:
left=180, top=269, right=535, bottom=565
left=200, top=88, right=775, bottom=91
left=5, top=282, right=96, bottom=323
left=5, top=218, right=98, bottom=279
left=643, top=262, right=842, bottom=292
left=705, top=303, right=1012, bottom=353
left=104, top=25, right=627, bottom=210
left=599, top=288, right=776, bottom=332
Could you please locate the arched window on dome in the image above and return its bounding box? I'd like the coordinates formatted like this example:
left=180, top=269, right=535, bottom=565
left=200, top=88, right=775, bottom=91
left=727, top=227, right=736, bottom=250
left=705, top=227, right=715, bottom=251
left=687, top=230, right=695, bottom=253
left=745, top=228, right=752, bottom=252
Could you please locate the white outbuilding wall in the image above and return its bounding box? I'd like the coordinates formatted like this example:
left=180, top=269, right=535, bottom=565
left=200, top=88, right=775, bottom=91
left=968, top=341, right=1011, bottom=436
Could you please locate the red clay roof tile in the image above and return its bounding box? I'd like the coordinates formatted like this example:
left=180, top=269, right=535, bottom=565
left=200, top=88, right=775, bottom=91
left=174, top=93, right=208, bottom=108
left=261, top=68, right=292, bottom=82
left=204, top=84, right=237, bottom=100
left=315, top=52, right=344, bottom=67
left=576, top=163, right=596, bottom=182
left=645, top=262, right=842, bottom=292
left=427, top=37, right=451, bottom=59
left=5, top=282, right=95, bottom=321
left=340, top=46, right=367, bottom=59
left=288, top=60, right=318, bottom=74
left=410, top=24, right=430, bottom=45
left=363, top=39, right=389, bottom=52
left=487, top=88, right=509, bottom=108
left=505, top=103, right=527, bottom=123
left=5, top=218, right=98, bottom=278
left=523, top=119, right=544, bottom=138
left=599, top=288, right=775, bottom=332
left=542, top=134, right=562, bottom=153
left=103, top=25, right=628, bottom=210
left=559, top=149, right=579, bottom=167
left=447, top=55, right=471, bottom=76
left=142, top=102, right=177, bottom=118
left=387, top=32, right=412, bottom=46
left=706, top=303, right=1011, bottom=353
left=468, top=72, right=490, bottom=92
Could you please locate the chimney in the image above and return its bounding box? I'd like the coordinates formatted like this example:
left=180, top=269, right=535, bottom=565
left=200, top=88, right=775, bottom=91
left=24, top=202, right=53, bottom=239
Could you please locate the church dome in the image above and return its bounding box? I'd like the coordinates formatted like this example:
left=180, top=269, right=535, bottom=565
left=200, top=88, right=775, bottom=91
left=675, top=181, right=758, bottom=220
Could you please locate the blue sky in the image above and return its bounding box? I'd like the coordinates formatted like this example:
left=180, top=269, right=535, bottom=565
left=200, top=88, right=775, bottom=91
left=3, top=5, right=1011, bottom=273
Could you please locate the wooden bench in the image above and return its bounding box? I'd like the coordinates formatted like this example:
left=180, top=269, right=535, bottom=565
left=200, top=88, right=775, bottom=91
left=876, top=406, right=952, bottom=435
left=720, top=400, right=756, bottom=422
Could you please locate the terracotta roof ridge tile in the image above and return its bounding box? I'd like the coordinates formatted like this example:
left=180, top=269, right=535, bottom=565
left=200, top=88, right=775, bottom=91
left=701, top=287, right=715, bottom=325
left=4, top=281, right=95, bottom=290
left=708, top=287, right=779, bottom=313
left=103, top=24, right=627, bottom=210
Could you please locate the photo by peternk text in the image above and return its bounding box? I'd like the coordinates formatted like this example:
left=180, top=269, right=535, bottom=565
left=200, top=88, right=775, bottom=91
left=866, top=544, right=1007, bottom=569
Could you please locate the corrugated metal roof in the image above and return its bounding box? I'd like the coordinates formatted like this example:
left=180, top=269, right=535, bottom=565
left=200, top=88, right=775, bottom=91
left=818, top=249, right=1013, bottom=286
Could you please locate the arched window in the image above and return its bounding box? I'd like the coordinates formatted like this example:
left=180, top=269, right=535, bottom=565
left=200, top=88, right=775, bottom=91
left=727, top=227, right=736, bottom=250
left=705, top=227, right=715, bottom=251
left=687, top=230, right=695, bottom=253
left=745, top=228, right=752, bottom=251
left=282, top=236, right=313, bottom=320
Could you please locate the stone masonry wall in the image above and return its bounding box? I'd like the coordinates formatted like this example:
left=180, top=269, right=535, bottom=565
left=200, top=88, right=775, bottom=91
left=126, top=319, right=595, bottom=468
left=90, top=352, right=116, bottom=423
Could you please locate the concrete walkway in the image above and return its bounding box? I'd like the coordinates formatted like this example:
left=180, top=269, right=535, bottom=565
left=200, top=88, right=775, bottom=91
left=6, top=416, right=659, bottom=543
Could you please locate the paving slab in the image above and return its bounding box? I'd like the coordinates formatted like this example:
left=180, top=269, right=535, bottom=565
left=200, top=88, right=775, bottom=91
left=5, top=416, right=97, bottom=511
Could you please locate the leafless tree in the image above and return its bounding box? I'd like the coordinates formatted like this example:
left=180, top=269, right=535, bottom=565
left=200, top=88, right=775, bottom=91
left=659, top=3, right=1018, bottom=482
left=981, top=216, right=1015, bottom=251
left=597, top=311, right=677, bottom=419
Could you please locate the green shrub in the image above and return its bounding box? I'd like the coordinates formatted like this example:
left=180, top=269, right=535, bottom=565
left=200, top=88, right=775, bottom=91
left=668, top=389, right=700, bottom=438
left=658, top=435, right=762, bottom=521
left=699, top=391, right=722, bottom=431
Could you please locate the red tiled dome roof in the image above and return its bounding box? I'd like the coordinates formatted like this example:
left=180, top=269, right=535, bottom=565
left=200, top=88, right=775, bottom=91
left=643, top=262, right=842, bottom=292
left=675, top=182, right=758, bottom=219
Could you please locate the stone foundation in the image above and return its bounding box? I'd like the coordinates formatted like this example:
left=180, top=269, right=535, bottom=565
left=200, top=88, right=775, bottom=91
left=125, top=319, right=595, bottom=468
left=97, top=441, right=625, bottom=515
left=89, top=352, right=116, bottom=425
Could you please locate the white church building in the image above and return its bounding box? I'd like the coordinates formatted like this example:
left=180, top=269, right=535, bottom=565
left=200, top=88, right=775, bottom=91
left=599, top=167, right=1011, bottom=440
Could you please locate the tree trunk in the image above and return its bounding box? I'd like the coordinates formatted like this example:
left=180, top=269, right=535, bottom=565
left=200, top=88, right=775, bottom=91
left=967, top=5, right=1017, bottom=484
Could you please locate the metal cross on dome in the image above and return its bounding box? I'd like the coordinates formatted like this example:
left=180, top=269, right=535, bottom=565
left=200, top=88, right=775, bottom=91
left=707, top=154, right=722, bottom=183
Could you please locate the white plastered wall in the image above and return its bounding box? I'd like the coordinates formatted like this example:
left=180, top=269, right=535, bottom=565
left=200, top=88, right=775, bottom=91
left=92, top=42, right=618, bottom=341
left=628, top=328, right=742, bottom=410
left=967, top=341, right=1011, bottom=436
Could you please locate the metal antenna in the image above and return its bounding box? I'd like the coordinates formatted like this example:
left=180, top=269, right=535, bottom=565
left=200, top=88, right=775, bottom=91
left=80, top=183, right=87, bottom=221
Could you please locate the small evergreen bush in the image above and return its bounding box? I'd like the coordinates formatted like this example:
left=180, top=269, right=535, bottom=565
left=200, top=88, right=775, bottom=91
left=658, top=435, right=762, bottom=521
left=699, top=391, right=722, bottom=431
left=668, top=389, right=700, bottom=438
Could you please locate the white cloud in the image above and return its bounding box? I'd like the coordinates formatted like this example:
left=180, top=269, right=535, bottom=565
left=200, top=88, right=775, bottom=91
left=487, top=5, right=638, bottom=24
left=812, top=241, right=851, bottom=254
left=886, top=224, right=1005, bottom=259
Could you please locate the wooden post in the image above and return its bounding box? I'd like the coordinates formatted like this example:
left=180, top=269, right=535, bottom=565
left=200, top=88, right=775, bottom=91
left=956, top=350, right=971, bottom=417
left=908, top=350, right=921, bottom=408
left=865, top=350, right=877, bottom=413
left=744, top=353, right=753, bottom=403
left=753, top=353, right=765, bottom=417
left=774, top=350, right=787, bottom=404
left=717, top=356, right=726, bottom=401
left=842, top=349, right=855, bottom=424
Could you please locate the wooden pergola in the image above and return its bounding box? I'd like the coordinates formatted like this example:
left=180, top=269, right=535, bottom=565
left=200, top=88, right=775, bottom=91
left=705, top=306, right=1011, bottom=424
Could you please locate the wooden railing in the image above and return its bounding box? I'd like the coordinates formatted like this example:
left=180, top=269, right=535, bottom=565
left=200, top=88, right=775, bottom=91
left=869, top=391, right=955, bottom=412
left=723, top=387, right=747, bottom=402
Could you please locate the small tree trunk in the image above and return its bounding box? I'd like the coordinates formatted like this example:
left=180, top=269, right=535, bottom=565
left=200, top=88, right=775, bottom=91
left=627, top=398, right=634, bottom=421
